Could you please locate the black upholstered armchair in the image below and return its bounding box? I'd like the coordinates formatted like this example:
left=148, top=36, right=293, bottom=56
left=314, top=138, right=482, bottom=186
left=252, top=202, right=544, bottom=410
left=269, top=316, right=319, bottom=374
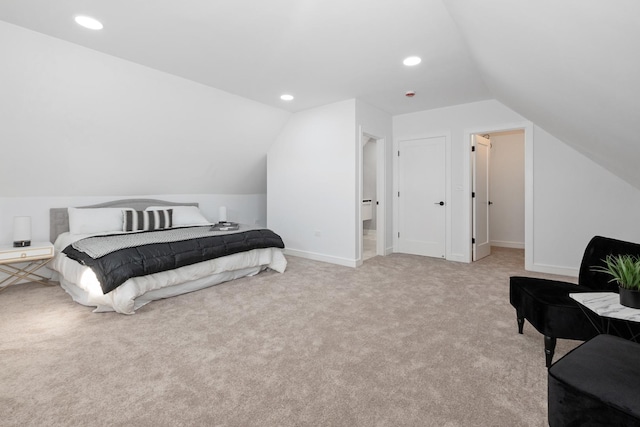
left=509, top=236, right=640, bottom=367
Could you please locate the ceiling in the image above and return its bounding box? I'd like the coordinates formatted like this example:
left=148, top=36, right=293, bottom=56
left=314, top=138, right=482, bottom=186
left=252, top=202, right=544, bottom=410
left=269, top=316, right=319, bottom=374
left=0, top=0, right=491, bottom=115
left=1, top=0, right=639, bottom=188
left=444, top=0, right=640, bottom=189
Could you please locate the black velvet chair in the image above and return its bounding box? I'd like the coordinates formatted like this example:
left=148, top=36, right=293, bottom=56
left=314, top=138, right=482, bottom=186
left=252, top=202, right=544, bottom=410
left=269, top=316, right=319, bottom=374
left=509, top=235, right=640, bottom=367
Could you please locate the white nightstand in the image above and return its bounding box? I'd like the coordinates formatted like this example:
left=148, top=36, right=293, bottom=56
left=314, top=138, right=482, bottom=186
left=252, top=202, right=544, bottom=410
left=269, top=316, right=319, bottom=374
left=0, top=242, right=55, bottom=291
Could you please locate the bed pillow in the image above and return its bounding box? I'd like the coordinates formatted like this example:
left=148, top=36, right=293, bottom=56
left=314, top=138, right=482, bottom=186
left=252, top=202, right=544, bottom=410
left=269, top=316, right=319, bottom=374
left=123, top=209, right=173, bottom=232
left=145, top=205, right=210, bottom=226
left=68, top=207, right=129, bottom=235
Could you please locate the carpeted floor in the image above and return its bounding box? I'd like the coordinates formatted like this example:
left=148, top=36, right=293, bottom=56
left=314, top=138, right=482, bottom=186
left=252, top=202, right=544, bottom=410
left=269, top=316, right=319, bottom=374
left=0, top=248, right=579, bottom=426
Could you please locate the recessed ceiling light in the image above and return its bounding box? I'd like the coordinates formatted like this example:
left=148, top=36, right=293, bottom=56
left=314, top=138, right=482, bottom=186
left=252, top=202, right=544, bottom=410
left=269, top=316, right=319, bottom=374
left=403, top=56, right=421, bottom=66
left=280, top=94, right=294, bottom=101
left=75, top=15, right=103, bottom=30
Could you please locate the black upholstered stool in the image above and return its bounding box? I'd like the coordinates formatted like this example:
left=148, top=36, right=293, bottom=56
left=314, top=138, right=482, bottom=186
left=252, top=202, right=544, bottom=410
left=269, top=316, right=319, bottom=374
left=548, top=334, right=640, bottom=427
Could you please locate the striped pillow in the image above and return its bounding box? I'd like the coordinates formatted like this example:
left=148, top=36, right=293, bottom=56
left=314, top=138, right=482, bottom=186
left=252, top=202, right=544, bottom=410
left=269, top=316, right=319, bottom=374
left=123, top=209, right=173, bottom=232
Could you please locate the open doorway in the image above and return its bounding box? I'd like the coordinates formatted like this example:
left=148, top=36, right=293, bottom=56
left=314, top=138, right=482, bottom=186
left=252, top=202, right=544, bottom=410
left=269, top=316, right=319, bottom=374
left=362, top=136, right=377, bottom=260
left=360, top=133, right=385, bottom=262
left=471, top=129, right=525, bottom=261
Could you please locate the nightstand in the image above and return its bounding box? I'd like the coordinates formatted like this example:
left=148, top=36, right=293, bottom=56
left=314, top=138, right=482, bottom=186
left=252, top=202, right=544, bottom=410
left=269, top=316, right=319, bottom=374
left=0, top=242, right=55, bottom=291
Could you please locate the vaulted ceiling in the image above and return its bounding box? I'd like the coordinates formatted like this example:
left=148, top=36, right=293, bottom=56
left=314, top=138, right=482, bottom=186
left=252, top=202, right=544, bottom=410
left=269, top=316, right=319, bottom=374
left=1, top=0, right=639, bottom=187
left=444, top=0, right=640, bottom=190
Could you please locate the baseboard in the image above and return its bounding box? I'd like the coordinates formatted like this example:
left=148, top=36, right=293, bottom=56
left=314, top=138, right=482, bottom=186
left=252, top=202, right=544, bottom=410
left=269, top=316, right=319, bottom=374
left=446, top=253, right=468, bottom=263
left=526, top=262, right=579, bottom=278
left=284, top=248, right=357, bottom=268
left=491, top=240, right=525, bottom=249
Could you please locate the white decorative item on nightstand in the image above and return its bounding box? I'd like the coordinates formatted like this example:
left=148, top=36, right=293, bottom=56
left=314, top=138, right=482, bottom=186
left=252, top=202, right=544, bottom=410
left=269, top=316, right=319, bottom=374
left=13, top=216, right=31, bottom=247
left=0, top=242, right=55, bottom=291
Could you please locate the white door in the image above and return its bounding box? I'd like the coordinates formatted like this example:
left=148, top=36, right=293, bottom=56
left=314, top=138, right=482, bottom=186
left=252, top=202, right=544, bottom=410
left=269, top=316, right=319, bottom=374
left=397, top=137, right=446, bottom=258
left=473, top=135, right=491, bottom=261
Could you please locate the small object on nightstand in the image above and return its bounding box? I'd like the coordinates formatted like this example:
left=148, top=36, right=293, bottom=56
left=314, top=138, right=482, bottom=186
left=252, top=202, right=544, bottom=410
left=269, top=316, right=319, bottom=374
left=13, top=216, right=32, bottom=247
left=211, top=222, right=239, bottom=231
left=0, top=242, right=55, bottom=291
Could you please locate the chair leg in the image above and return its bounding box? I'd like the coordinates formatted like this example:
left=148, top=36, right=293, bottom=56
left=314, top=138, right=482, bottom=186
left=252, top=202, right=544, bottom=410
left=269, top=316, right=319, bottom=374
left=544, top=335, right=557, bottom=368
left=516, top=310, right=524, bottom=334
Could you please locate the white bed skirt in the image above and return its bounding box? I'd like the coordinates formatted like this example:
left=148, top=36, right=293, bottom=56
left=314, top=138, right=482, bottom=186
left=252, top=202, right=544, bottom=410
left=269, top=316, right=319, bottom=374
left=52, top=247, right=287, bottom=314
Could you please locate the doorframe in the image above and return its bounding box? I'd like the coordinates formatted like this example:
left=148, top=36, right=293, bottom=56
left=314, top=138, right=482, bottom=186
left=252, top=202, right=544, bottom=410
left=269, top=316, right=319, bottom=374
left=393, top=131, right=452, bottom=258
left=471, top=134, right=492, bottom=261
left=357, top=129, right=386, bottom=264
left=464, top=122, right=533, bottom=267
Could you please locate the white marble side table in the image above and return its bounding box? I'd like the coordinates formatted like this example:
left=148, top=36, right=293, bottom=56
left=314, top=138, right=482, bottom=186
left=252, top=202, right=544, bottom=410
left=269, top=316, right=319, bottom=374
left=570, top=292, right=640, bottom=341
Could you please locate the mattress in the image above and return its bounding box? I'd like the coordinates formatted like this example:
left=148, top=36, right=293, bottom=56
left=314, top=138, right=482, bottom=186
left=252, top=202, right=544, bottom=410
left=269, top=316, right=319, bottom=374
left=52, top=231, right=287, bottom=314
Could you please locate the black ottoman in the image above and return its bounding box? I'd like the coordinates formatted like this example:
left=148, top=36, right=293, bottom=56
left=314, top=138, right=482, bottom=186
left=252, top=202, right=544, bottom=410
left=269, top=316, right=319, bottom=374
left=548, top=334, right=640, bottom=426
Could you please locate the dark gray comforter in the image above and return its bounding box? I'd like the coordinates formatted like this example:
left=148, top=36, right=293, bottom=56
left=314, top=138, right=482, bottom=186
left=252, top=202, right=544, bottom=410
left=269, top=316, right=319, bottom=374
left=62, top=226, right=285, bottom=294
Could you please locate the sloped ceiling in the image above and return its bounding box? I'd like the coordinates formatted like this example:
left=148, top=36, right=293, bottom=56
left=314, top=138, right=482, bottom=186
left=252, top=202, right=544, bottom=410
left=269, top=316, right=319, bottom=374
left=442, top=0, right=640, bottom=189
left=1, top=1, right=639, bottom=188
left=0, top=0, right=490, bottom=115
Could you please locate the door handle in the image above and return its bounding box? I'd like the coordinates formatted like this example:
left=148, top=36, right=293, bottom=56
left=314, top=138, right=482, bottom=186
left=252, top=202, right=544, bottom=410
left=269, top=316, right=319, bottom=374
left=434, top=201, right=445, bottom=206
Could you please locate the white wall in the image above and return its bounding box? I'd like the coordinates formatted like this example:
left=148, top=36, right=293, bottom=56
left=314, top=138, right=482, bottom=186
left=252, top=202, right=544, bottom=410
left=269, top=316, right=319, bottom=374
left=267, top=99, right=392, bottom=267
left=393, top=99, right=640, bottom=276
left=489, top=131, right=524, bottom=248
left=531, top=126, right=640, bottom=274
left=268, top=100, right=358, bottom=266
left=0, top=21, right=290, bottom=198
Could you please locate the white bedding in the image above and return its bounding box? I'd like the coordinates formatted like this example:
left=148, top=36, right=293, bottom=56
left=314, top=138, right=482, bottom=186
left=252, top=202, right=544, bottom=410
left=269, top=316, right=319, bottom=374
left=51, top=231, right=287, bottom=314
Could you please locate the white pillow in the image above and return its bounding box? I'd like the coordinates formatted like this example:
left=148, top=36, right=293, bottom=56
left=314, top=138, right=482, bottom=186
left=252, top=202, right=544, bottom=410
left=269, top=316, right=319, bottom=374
left=145, top=205, right=210, bottom=226
left=68, top=207, right=129, bottom=235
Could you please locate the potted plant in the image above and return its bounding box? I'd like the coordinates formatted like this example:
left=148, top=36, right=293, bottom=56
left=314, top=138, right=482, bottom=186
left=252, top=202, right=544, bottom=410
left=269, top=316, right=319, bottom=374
left=593, top=254, right=640, bottom=308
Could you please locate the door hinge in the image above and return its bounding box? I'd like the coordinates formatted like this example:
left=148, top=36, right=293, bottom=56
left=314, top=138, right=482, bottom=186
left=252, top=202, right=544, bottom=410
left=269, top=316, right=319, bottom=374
left=472, top=192, right=475, bottom=198
left=397, top=150, right=400, bottom=156
left=398, top=191, right=400, bottom=197
left=398, top=232, right=400, bottom=238
left=472, top=238, right=476, bottom=244
left=472, top=146, right=476, bottom=152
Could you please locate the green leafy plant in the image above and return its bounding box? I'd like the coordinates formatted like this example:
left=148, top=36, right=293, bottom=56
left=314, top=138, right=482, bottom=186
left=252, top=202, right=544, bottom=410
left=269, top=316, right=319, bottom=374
left=592, top=254, right=640, bottom=291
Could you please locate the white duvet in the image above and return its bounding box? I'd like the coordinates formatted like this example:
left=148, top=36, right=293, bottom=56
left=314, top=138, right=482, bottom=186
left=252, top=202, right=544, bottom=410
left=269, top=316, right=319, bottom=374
left=51, top=231, right=287, bottom=314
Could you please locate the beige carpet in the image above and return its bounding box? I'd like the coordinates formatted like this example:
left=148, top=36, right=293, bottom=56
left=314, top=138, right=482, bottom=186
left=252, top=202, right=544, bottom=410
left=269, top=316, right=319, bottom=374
left=0, top=248, right=579, bottom=426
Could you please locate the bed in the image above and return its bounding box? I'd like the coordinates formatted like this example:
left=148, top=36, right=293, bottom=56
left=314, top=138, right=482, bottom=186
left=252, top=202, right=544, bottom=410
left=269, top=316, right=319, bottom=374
left=49, top=199, right=287, bottom=314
